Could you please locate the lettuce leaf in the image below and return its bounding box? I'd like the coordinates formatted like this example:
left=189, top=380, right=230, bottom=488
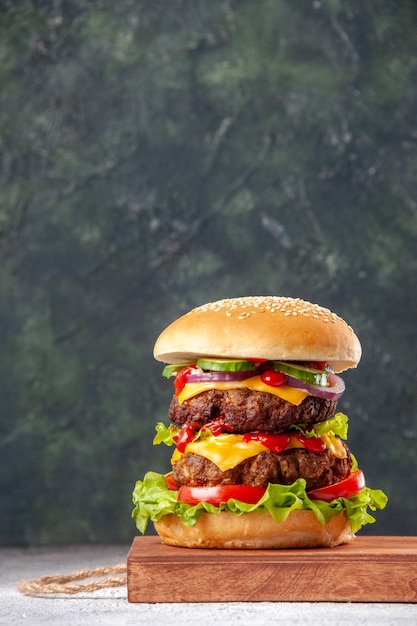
left=290, top=411, right=349, bottom=440
left=153, top=422, right=177, bottom=446
left=132, top=470, right=388, bottom=535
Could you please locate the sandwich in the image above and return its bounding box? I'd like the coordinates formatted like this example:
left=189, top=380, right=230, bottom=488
left=132, top=296, right=387, bottom=548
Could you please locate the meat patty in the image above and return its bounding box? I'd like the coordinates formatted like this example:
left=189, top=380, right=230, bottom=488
left=169, top=388, right=338, bottom=433
left=172, top=445, right=353, bottom=492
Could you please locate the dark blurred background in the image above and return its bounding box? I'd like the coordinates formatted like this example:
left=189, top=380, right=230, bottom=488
left=1, top=0, right=416, bottom=545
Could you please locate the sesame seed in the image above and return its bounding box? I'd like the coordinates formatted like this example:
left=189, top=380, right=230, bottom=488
left=190, top=296, right=348, bottom=328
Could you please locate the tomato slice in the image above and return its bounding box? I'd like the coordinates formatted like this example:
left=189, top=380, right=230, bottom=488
left=177, top=484, right=266, bottom=506
left=165, top=473, right=178, bottom=490
left=307, top=469, right=366, bottom=502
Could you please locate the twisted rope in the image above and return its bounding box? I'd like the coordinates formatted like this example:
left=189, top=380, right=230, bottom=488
left=17, top=563, right=127, bottom=596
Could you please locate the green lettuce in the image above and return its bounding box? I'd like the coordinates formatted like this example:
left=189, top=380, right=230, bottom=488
left=132, top=470, right=388, bottom=535
left=291, top=411, right=349, bottom=440
left=153, top=422, right=179, bottom=446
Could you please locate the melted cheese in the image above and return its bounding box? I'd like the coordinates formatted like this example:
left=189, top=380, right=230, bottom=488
left=171, top=432, right=346, bottom=472
left=177, top=375, right=308, bottom=405
left=184, top=434, right=269, bottom=471
left=320, top=433, right=346, bottom=459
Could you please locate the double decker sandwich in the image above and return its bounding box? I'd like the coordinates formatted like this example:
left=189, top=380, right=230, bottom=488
left=132, top=296, right=387, bottom=548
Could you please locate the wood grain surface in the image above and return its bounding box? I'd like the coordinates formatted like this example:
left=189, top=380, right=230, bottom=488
left=127, top=535, right=417, bottom=603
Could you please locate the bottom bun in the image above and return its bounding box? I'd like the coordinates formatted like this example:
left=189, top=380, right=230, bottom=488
left=154, top=510, right=355, bottom=549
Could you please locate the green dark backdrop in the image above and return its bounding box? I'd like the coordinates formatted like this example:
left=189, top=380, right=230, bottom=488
left=1, top=0, right=416, bottom=545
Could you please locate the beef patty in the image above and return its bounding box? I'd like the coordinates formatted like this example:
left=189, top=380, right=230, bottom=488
left=172, top=445, right=353, bottom=492
left=169, top=388, right=338, bottom=433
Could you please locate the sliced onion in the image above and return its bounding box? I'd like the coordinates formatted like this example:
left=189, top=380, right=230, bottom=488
left=285, top=372, right=345, bottom=400
left=184, top=370, right=255, bottom=383
left=183, top=368, right=345, bottom=399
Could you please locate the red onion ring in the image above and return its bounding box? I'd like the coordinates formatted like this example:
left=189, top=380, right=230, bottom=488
left=183, top=369, right=345, bottom=400
left=284, top=372, right=345, bottom=400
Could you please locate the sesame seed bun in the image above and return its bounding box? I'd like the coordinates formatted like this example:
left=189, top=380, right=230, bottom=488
left=153, top=296, right=361, bottom=373
left=154, top=509, right=355, bottom=549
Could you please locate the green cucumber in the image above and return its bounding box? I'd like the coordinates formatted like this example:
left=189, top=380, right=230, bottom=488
left=162, top=363, right=193, bottom=378
left=196, top=357, right=256, bottom=372
left=272, top=361, right=328, bottom=386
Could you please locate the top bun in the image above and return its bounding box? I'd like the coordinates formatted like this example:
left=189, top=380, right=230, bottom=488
left=153, top=296, right=362, bottom=373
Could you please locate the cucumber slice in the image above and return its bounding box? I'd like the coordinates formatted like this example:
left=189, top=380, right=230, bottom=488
left=272, top=361, right=329, bottom=386
left=196, top=357, right=256, bottom=372
left=162, top=363, right=193, bottom=378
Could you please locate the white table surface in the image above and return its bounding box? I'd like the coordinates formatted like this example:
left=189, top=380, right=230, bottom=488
left=1, top=543, right=417, bottom=625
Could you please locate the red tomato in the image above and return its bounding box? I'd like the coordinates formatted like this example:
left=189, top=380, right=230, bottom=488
left=165, top=473, right=178, bottom=490
left=177, top=484, right=266, bottom=506
left=173, top=365, right=197, bottom=396
left=261, top=369, right=286, bottom=387
left=307, top=469, right=366, bottom=502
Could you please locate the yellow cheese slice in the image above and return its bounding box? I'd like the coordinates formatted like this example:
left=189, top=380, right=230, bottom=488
left=177, top=375, right=308, bottom=406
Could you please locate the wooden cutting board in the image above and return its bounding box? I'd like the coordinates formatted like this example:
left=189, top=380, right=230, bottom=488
left=127, top=535, right=417, bottom=603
